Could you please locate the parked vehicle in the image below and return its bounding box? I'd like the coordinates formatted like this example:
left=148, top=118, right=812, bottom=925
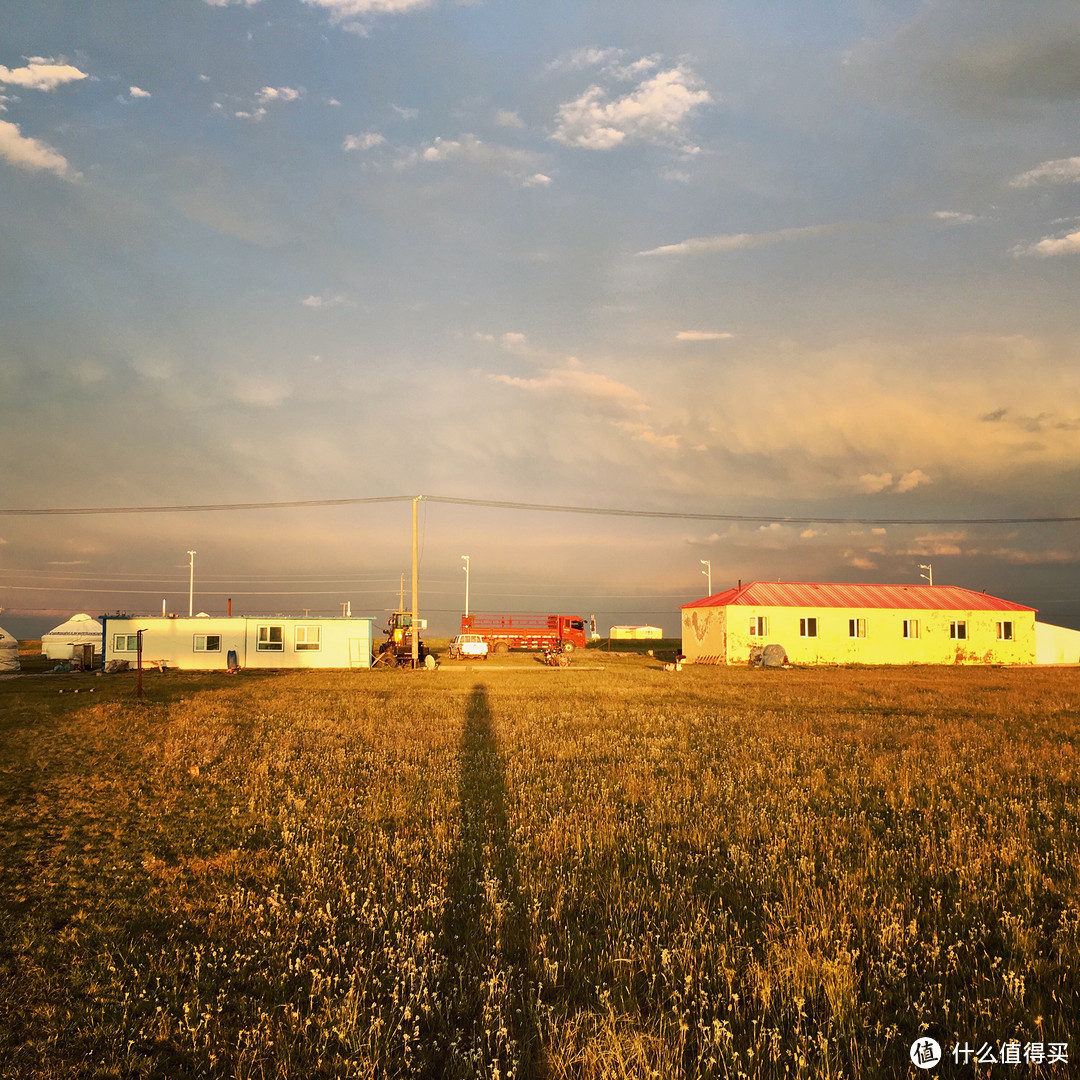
left=448, top=633, right=489, bottom=660
left=375, top=611, right=429, bottom=668
left=460, top=613, right=587, bottom=655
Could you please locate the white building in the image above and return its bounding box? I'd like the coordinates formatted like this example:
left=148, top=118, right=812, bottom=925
left=42, top=613, right=104, bottom=661
left=609, top=624, right=664, bottom=640
left=102, top=615, right=374, bottom=670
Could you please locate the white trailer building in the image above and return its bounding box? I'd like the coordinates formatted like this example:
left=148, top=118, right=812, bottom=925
left=101, top=615, right=374, bottom=671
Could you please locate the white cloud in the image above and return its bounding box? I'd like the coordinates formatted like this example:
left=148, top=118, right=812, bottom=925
left=935, top=210, right=976, bottom=223
left=1009, top=156, right=1080, bottom=188
left=495, top=110, right=524, bottom=129
left=391, top=103, right=419, bottom=120
left=343, top=131, right=385, bottom=150
left=676, top=330, right=734, bottom=342
left=639, top=222, right=851, bottom=257
left=0, top=58, right=87, bottom=91
left=1016, top=230, right=1080, bottom=257
left=256, top=86, right=301, bottom=104
left=129, top=86, right=151, bottom=99
left=552, top=66, right=710, bottom=151
left=301, top=293, right=348, bottom=308
left=404, top=133, right=548, bottom=186
left=800, top=529, right=820, bottom=539
left=301, top=0, right=432, bottom=17
left=0, top=119, right=76, bottom=178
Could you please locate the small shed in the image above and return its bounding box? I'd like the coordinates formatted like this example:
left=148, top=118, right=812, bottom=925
left=609, top=625, right=664, bottom=640
left=0, top=624, right=20, bottom=673
left=42, top=613, right=104, bottom=661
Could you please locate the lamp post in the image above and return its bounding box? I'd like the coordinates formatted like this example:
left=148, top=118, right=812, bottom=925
left=701, top=559, right=712, bottom=596
left=187, top=550, right=197, bottom=616
left=461, top=555, right=470, bottom=617
left=919, top=563, right=933, bottom=587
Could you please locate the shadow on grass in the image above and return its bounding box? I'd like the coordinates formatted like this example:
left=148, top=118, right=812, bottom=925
left=425, top=685, right=547, bottom=1079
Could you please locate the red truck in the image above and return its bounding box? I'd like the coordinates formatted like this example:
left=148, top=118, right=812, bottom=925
left=460, top=613, right=587, bottom=655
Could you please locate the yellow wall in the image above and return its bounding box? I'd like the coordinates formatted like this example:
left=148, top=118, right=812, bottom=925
left=682, top=605, right=1036, bottom=665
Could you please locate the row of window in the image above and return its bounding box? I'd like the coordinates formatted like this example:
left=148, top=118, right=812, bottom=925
left=747, top=618, right=1015, bottom=641
left=113, top=625, right=323, bottom=653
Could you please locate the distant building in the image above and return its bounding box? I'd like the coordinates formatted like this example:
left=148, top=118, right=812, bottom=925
left=42, top=613, right=103, bottom=661
left=101, top=614, right=374, bottom=671
left=681, top=582, right=1039, bottom=666
left=609, top=625, right=664, bottom=640
left=1035, top=621, right=1080, bottom=665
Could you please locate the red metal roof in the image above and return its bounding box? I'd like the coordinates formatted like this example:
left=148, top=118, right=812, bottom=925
left=682, top=581, right=1036, bottom=612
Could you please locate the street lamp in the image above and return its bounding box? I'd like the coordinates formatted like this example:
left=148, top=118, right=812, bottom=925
left=701, top=559, right=712, bottom=596
left=187, top=550, right=197, bottom=616
left=461, top=555, right=470, bottom=617
left=919, top=563, right=933, bottom=587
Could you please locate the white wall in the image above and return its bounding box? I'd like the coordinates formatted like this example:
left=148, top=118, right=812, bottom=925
left=1036, top=621, right=1080, bottom=665
left=103, top=616, right=373, bottom=670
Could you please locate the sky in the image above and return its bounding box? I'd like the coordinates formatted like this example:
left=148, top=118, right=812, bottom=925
left=2, top=0, right=1080, bottom=640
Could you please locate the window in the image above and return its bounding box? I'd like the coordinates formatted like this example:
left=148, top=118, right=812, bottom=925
left=257, top=625, right=284, bottom=651
left=997, top=621, right=1014, bottom=641
left=950, top=621, right=967, bottom=640
left=193, top=634, right=221, bottom=652
left=295, top=625, right=322, bottom=651
left=903, top=619, right=920, bottom=639
left=749, top=616, right=768, bottom=637
left=848, top=618, right=867, bottom=638
left=799, top=617, right=818, bottom=638
left=113, top=634, right=138, bottom=652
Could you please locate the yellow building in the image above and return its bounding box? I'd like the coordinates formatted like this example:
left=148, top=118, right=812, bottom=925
left=681, top=582, right=1036, bottom=666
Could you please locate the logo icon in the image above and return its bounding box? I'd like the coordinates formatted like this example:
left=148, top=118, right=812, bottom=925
left=910, top=1038, right=942, bottom=1069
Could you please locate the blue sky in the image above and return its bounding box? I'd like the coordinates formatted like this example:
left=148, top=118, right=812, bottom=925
left=2, top=0, right=1079, bottom=637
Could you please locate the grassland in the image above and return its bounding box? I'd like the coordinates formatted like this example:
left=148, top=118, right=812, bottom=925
left=1, top=658, right=1078, bottom=1078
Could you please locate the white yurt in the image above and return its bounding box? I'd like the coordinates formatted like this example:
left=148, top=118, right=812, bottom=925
left=42, top=613, right=103, bottom=661
left=0, top=624, right=20, bottom=673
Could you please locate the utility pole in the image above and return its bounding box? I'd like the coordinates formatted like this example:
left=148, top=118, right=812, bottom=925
left=411, top=496, right=422, bottom=667
left=461, top=554, right=470, bottom=617
left=399, top=573, right=405, bottom=612
left=187, top=550, right=197, bottom=616
left=701, top=559, right=712, bottom=596
left=919, top=563, right=934, bottom=587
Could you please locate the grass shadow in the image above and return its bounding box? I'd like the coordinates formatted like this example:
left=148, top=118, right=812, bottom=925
left=425, top=685, right=547, bottom=1078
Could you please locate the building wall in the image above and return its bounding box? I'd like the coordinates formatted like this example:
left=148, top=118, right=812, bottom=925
left=681, top=606, right=728, bottom=664
left=103, top=616, right=373, bottom=670
left=1036, top=621, right=1080, bottom=665
left=684, top=605, right=1035, bottom=665
left=610, top=625, right=663, bottom=640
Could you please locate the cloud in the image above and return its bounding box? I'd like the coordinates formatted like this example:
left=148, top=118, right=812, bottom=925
left=129, top=86, right=151, bottom=99
left=895, top=468, right=931, bottom=493
left=491, top=361, right=649, bottom=414
left=301, top=0, right=433, bottom=18
left=0, top=119, right=76, bottom=178
left=403, top=133, right=549, bottom=186
left=1016, top=230, right=1080, bottom=257
left=551, top=66, right=710, bottom=151
left=343, top=131, right=384, bottom=150
left=639, top=222, right=852, bottom=257
left=256, top=86, right=301, bottom=104
left=935, top=210, right=976, bottom=223
left=301, top=293, right=348, bottom=308
left=676, top=331, right=734, bottom=342
left=858, top=472, right=894, bottom=494
left=614, top=421, right=680, bottom=451
left=0, top=58, right=87, bottom=91
left=800, top=529, right=820, bottom=539
left=1009, top=156, right=1080, bottom=188
left=495, top=110, right=524, bottom=129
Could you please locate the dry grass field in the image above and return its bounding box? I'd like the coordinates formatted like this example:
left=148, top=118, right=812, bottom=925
left=1, top=657, right=1078, bottom=1079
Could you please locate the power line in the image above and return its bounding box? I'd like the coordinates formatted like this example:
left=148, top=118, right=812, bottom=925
left=1, top=492, right=1077, bottom=526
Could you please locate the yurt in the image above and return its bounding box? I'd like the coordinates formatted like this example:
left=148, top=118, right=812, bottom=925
left=42, top=613, right=103, bottom=662
left=0, top=624, right=20, bottom=673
